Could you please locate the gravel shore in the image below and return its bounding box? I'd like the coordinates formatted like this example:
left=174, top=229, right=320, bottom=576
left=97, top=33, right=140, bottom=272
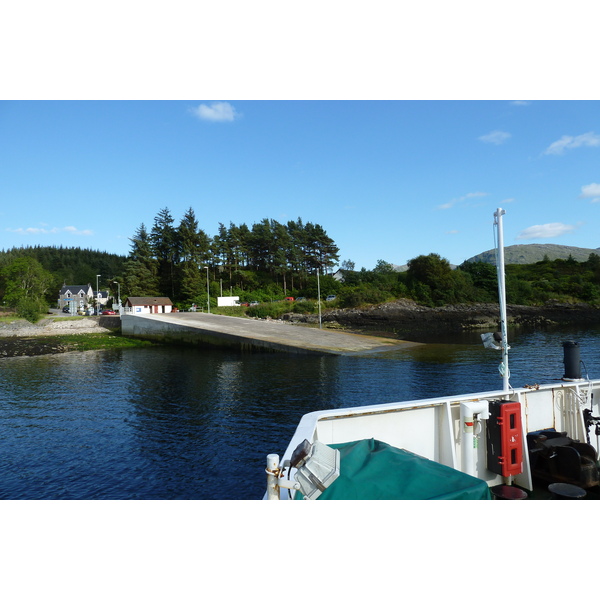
left=0, top=315, right=121, bottom=358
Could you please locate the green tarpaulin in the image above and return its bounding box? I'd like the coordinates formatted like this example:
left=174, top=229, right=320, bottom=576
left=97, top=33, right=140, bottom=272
left=296, top=438, right=491, bottom=500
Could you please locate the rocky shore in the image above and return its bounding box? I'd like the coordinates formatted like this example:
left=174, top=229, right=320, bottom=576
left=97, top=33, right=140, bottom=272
left=0, top=315, right=121, bottom=358
left=283, top=299, right=600, bottom=333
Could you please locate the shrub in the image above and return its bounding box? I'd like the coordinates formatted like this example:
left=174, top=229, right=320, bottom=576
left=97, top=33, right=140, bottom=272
left=16, top=297, right=48, bottom=323
left=338, top=285, right=389, bottom=308
left=292, top=300, right=316, bottom=314
left=246, top=302, right=290, bottom=319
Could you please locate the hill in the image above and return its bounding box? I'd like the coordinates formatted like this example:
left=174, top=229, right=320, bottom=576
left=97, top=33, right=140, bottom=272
left=466, top=243, right=600, bottom=265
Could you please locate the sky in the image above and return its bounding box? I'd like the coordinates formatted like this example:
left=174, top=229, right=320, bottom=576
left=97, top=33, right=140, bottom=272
left=1, top=99, right=600, bottom=271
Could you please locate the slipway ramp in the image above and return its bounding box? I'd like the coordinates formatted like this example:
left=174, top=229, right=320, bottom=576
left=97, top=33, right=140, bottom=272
left=121, top=312, right=416, bottom=355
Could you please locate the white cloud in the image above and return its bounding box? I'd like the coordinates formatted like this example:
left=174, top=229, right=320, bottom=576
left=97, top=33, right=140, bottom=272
left=437, top=191, right=488, bottom=210
left=544, top=132, right=600, bottom=155
left=580, top=183, right=600, bottom=203
left=7, top=225, right=93, bottom=236
left=516, top=222, right=577, bottom=240
left=478, top=130, right=511, bottom=145
left=191, top=102, right=240, bottom=122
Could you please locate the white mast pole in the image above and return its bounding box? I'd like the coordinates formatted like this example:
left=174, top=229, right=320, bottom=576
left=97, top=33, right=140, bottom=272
left=494, top=208, right=509, bottom=391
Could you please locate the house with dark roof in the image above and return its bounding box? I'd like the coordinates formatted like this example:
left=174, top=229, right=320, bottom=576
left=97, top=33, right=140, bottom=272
left=124, top=297, right=174, bottom=314
left=58, top=284, right=110, bottom=312
left=58, top=284, right=93, bottom=311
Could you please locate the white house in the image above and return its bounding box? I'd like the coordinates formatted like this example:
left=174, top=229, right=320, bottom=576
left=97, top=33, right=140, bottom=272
left=58, top=284, right=93, bottom=310
left=125, top=297, right=174, bottom=314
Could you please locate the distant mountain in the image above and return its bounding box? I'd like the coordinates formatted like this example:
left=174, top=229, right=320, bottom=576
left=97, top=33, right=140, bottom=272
left=466, top=243, right=600, bottom=265
left=389, top=243, right=600, bottom=271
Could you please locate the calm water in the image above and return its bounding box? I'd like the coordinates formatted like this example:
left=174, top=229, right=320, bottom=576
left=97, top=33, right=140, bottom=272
left=2, top=325, right=600, bottom=500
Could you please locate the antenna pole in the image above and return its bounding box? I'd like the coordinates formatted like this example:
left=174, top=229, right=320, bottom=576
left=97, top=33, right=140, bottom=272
left=494, top=208, right=509, bottom=391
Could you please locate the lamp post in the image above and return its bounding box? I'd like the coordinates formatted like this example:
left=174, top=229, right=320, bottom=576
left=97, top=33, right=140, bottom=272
left=113, top=281, right=121, bottom=315
left=317, top=268, right=322, bottom=329
left=96, top=274, right=101, bottom=315
left=205, top=266, right=210, bottom=313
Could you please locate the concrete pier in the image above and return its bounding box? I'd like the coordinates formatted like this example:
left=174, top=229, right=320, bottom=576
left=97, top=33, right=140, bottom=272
left=121, top=312, right=417, bottom=355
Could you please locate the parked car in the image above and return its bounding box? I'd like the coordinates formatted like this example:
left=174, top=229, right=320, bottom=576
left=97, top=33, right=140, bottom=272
left=326, top=295, right=337, bottom=301
left=101, top=310, right=116, bottom=315
left=62, top=306, right=71, bottom=313
left=249, top=301, right=259, bottom=306
left=295, top=297, right=306, bottom=302
left=284, top=297, right=294, bottom=301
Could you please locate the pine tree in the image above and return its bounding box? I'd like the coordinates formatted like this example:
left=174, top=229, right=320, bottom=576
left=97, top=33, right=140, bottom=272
left=150, top=207, right=178, bottom=298
left=123, top=223, right=159, bottom=297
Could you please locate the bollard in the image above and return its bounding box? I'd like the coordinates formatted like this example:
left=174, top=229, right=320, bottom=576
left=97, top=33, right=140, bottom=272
left=563, top=341, right=581, bottom=380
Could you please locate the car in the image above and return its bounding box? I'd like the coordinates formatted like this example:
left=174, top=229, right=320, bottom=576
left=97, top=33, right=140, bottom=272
left=249, top=301, right=259, bottom=306
left=284, top=297, right=294, bottom=301
left=101, top=310, right=116, bottom=315
left=326, top=295, right=337, bottom=301
left=295, top=297, right=306, bottom=302
left=62, top=306, right=71, bottom=313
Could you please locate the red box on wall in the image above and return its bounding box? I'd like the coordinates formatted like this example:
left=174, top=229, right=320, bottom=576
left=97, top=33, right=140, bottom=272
left=486, top=401, right=523, bottom=477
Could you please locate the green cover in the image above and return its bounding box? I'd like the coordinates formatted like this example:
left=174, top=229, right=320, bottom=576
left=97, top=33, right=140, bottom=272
left=296, top=439, right=491, bottom=500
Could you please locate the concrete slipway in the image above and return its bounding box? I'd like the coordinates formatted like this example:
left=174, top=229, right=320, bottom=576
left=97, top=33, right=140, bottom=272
left=120, top=312, right=418, bottom=355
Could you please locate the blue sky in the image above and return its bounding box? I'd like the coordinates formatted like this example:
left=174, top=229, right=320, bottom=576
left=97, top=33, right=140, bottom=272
left=2, top=100, right=599, bottom=270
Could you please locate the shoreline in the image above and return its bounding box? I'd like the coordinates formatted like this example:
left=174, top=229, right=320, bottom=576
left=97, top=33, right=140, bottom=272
left=284, top=299, right=600, bottom=332
left=0, top=315, right=151, bottom=358
left=2, top=300, right=600, bottom=358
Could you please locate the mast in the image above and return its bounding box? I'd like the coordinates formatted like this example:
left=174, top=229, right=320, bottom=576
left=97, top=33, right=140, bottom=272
left=494, top=208, right=510, bottom=391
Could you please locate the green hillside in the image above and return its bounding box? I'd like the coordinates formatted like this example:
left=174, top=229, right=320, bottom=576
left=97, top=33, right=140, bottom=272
left=467, top=243, right=600, bottom=265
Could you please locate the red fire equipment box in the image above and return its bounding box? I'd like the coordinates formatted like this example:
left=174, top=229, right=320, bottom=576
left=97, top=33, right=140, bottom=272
left=486, top=401, right=523, bottom=477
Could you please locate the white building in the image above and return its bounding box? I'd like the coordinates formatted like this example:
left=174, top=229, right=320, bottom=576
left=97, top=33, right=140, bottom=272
left=124, top=297, right=174, bottom=314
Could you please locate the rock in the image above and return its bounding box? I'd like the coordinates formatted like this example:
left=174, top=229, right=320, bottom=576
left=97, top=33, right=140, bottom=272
left=283, top=300, right=600, bottom=334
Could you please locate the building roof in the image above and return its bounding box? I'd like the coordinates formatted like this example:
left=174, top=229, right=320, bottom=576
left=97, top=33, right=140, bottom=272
left=59, top=284, right=93, bottom=295
left=125, top=297, right=173, bottom=306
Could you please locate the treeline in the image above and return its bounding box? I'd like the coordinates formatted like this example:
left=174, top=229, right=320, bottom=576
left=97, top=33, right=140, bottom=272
left=336, top=253, right=600, bottom=309
left=0, top=246, right=127, bottom=286
left=3, top=207, right=600, bottom=323
left=122, top=207, right=340, bottom=306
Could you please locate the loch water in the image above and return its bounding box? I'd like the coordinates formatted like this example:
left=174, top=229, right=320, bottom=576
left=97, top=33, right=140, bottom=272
left=2, top=325, right=600, bottom=500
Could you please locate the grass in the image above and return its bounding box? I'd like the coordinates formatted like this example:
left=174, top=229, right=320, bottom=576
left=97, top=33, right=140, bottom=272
left=44, top=332, right=159, bottom=352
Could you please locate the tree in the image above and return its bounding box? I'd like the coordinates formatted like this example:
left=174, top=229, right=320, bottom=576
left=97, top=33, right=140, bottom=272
left=407, top=253, right=456, bottom=306
left=0, top=256, right=53, bottom=306
left=0, top=256, right=53, bottom=321
left=458, top=261, right=497, bottom=302
left=123, top=224, right=159, bottom=297
left=177, top=208, right=211, bottom=305
left=150, top=207, right=178, bottom=298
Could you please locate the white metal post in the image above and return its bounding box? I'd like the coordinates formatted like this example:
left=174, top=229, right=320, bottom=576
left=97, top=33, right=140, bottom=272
left=494, top=208, right=509, bottom=391
left=266, top=454, right=280, bottom=500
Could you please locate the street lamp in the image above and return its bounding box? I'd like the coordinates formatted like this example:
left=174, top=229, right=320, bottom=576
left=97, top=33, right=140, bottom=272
left=96, top=274, right=101, bottom=315
left=113, top=281, right=121, bottom=315
left=317, top=268, right=322, bottom=329
left=205, top=266, right=210, bottom=313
